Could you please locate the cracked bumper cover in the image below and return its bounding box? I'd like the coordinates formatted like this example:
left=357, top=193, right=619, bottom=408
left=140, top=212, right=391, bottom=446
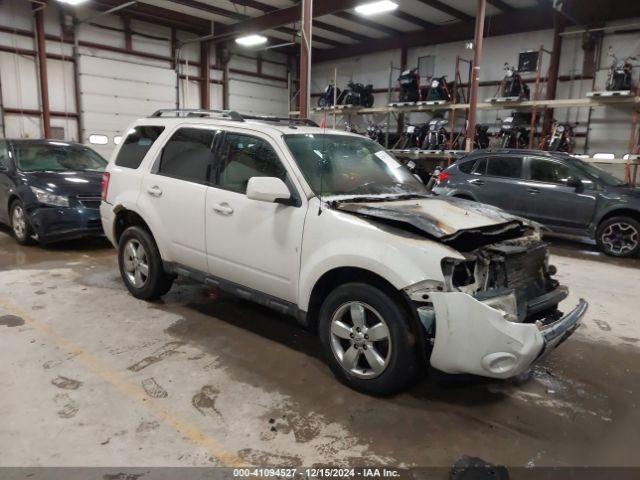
left=426, top=290, right=587, bottom=378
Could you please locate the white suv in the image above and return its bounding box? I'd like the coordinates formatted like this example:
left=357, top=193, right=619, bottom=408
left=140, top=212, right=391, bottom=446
left=101, top=109, right=587, bottom=395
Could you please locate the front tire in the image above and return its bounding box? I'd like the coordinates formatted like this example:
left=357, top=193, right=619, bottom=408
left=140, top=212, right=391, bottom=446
left=10, top=200, right=35, bottom=246
left=318, top=282, right=419, bottom=396
left=596, top=216, right=640, bottom=257
left=118, top=226, right=174, bottom=299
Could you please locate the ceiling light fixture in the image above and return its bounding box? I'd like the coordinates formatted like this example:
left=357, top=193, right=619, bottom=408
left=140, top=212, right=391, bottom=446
left=355, top=1, right=398, bottom=16
left=235, top=34, right=268, bottom=47
left=56, top=0, right=90, bottom=5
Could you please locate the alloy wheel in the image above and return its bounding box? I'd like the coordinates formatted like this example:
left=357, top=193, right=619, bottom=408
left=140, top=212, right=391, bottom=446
left=329, top=301, right=392, bottom=379
left=12, top=205, right=27, bottom=240
left=122, top=239, right=150, bottom=288
left=601, top=222, right=639, bottom=256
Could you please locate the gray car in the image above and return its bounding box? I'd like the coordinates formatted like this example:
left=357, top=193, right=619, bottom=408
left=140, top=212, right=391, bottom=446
left=433, top=149, right=640, bottom=257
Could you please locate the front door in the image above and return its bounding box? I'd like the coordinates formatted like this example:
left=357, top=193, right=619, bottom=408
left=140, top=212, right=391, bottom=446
left=205, top=129, right=307, bottom=303
left=470, top=155, right=528, bottom=216
left=138, top=126, right=217, bottom=272
left=522, top=156, right=597, bottom=230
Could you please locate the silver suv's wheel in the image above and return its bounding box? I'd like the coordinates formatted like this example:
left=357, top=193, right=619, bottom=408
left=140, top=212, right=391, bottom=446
left=118, top=226, right=174, bottom=299
left=122, top=239, right=149, bottom=288
left=597, top=216, right=640, bottom=258
left=319, top=282, right=419, bottom=395
left=329, top=301, right=391, bottom=379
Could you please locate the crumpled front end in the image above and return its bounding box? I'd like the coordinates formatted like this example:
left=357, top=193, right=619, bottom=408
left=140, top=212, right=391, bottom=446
left=405, top=236, right=588, bottom=378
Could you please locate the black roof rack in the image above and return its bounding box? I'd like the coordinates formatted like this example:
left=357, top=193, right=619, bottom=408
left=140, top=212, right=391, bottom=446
left=149, top=109, right=244, bottom=122
left=241, top=115, right=319, bottom=128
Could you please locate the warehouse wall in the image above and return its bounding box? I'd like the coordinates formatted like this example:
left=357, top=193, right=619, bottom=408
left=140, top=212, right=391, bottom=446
left=311, top=19, right=640, bottom=158
left=0, top=0, right=290, bottom=158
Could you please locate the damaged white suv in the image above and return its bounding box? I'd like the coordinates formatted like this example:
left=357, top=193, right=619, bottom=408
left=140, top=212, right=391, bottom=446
left=101, top=109, right=588, bottom=395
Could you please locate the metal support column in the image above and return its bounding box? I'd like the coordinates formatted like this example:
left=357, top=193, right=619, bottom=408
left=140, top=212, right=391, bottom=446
left=298, top=0, right=312, bottom=119
left=466, top=0, right=486, bottom=152
left=543, top=14, right=565, bottom=136
left=34, top=5, right=51, bottom=138
left=200, top=41, right=211, bottom=109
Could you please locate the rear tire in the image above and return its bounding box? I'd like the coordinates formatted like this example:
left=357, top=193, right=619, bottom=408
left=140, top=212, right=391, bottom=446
left=318, top=282, right=419, bottom=396
left=118, top=226, right=174, bottom=299
left=596, top=216, right=640, bottom=257
left=10, top=200, right=35, bottom=246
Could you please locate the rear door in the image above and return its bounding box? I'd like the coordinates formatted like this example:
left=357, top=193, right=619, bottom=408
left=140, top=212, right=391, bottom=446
left=138, top=126, right=217, bottom=272
left=468, top=155, right=528, bottom=216
left=521, top=156, right=597, bottom=230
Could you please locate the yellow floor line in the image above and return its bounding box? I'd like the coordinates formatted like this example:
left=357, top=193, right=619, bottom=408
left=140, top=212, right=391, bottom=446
left=0, top=296, right=248, bottom=467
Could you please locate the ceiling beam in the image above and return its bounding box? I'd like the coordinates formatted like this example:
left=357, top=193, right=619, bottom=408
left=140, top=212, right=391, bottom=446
left=414, top=0, right=473, bottom=22
left=390, top=10, right=435, bottom=29
left=332, top=11, right=405, bottom=36
left=214, top=0, right=365, bottom=39
left=315, top=6, right=552, bottom=62
left=230, top=0, right=375, bottom=43
left=486, top=0, right=516, bottom=12
left=170, top=0, right=346, bottom=47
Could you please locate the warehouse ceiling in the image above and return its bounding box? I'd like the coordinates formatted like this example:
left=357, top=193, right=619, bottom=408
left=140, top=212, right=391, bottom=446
left=87, top=0, right=640, bottom=60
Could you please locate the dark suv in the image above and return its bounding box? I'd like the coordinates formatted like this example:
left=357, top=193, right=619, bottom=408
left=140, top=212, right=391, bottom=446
left=433, top=149, right=640, bottom=257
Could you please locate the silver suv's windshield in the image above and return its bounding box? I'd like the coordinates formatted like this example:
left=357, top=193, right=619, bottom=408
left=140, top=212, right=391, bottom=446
left=283, top=133, right=427, bottom=198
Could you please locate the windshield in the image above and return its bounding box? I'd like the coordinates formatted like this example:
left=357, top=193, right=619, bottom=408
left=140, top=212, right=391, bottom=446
left=15, top=143, right=107, bottom=173
left=569, top=157, right=627, bottom=187
left=283, top=133, right=426, bottom=198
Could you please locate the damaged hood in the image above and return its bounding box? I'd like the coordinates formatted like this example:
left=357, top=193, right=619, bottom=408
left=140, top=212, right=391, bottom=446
left=330, top=196, right=532, bottom=248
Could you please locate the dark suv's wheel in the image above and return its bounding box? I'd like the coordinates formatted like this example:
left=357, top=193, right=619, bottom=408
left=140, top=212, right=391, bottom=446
left=318, top=282, right=419, bottom=396
left=596, top=216, right=640, bottom=257
left=10, top=199, right=35, bottom=245
left=118, top=226, right=174, bottom=299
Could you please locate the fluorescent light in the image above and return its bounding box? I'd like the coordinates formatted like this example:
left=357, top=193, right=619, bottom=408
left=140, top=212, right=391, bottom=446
left=235, top=35, right=268, bottom=47
left=56, top=0, right=90, bottom=5
left=355, top=1, right=398, bottom=16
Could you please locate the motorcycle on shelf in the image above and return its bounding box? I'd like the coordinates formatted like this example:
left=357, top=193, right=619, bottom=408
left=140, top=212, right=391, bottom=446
left=496, top=114, right=530, bottom=148
left=366, top=122, right=385, bottom=145
left=397, top=68, right=421, bottom=103
left=426, top=76, right=455, bottom=102
left=317, top=83, right=340, bottom=108
left=474, top=124, right=490, bottom=149
left=393, top=123, right=428, bottom=150
left=421, top=118, right=450, bottom=150
left=501, top=62, right=530, bottom=99
left=606, top=48, right=637, bottom=91
left=541, top=122, right=576, bottom=153
left=338, top=81, right=375, bottom=107
left=344, top=121, right=359, bottom=134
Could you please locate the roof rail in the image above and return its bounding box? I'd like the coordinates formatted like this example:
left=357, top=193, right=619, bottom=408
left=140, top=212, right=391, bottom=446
left=149, top=109, right=244, bottom=122
left=241, top=115, right=319, bottom=128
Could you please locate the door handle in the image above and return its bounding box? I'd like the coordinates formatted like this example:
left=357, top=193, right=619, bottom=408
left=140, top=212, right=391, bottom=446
left=212, top=202, right=234, bottom=215
left=146, top=185, right=163, bottom=197
left=469, top=179, right=485, bottom=186
left=527, top=187, right=540, bottom=194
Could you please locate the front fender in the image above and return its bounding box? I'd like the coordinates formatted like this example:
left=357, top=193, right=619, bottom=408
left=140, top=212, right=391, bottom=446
left=298, top=203, right=464, bottom=312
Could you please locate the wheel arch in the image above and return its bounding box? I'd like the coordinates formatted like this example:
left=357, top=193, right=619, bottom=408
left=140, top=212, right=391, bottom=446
left=304, top=266, right=428, bottom=365
left=113, top=207, right=154, bottom=245
left=597, top=208, right=640, bottom=227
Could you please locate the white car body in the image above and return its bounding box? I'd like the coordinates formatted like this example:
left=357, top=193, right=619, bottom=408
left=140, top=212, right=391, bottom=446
left=101, top=113, right=587, bottom=381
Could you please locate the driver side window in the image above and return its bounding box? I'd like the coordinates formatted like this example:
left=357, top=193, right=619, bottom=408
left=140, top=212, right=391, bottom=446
left=215, top=133, right=287, bottom=194
left=529, top=158, right=571, bottom=184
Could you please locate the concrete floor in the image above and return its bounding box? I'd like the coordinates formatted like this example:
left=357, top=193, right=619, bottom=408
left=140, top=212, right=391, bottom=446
left=1, top=227, right=639, bottom=470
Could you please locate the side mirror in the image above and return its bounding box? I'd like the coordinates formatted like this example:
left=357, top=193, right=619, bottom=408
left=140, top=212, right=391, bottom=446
left=566, top=176, right=583, bottom=190
left=246, top=177, right=292, bottom=204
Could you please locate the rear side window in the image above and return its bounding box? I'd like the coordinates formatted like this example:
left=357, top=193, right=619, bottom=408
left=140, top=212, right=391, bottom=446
left=458, top=160, right=475, bottom=174
left=486, top=156, right=523, bottom=179
left=115, top=126, right=164, bottom=169
left=157, top=128, right=216, bottom=184
left=473, top=158, right=487, bottom=175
